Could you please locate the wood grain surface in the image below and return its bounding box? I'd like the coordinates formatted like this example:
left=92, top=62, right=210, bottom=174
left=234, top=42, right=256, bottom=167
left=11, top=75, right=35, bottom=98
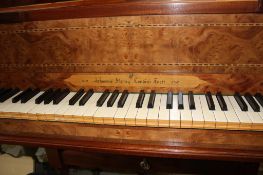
left=0, top=119, right=263, bottom=161
left=0, top=15, right=262, bottom=67
left=0, top=14, right=262, bottom=93
left=0, top=0, right=261, bottom=23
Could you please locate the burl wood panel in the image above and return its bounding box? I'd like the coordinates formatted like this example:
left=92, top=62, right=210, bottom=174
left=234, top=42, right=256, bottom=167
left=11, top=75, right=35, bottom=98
left=0, top=15, right=262, bottom=92
left=1, top=119, right=263, bottom=161
left=0, top=14, right=262, bottom=70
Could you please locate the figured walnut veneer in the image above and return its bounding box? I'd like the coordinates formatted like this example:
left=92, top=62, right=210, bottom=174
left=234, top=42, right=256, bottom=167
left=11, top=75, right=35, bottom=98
left=0, top=14, right=262, bottom=93
left=0, top=15, right=263, bottom=66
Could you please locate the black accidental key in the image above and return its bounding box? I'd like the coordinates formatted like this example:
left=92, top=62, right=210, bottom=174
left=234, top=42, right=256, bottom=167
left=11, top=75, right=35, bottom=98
left=35, top=88, right=53, bottom=104
left=234, top=92, right=248, bottom=111
left=166, top=91, right=173, bottom=109
left=21, top=88, right=40, bottom=103
left=69, top=89, right=84, bottom=105
left=188, top=91, right=195, bottom=110
left=255, top=93, right=263, bottom=107
left=205, top=92, right=215, bottom=110
left=107, top=90, right=119, bottom=107
left=79, top=89, right=94, bottom=106
left=117, top=90, right=129, bottom=108
left=245, top=93, right=260, bottom=112
left=53, top=88, right=70, bottom=104
left=0, top=88, right=6, bottom=95
left=44, top=89, right=61, bottom=104
left=216, top=92, right=227, bottom=111
left=178, top=92, right=184, bottom=109
left=96, top=89, right=110, bottom=107
left=136, top=90, right=145, bottom=108
left=12, top=88, right=32, bottom=103
left=148, top=90, right=156, bottom=108
left=0, top=88, right=20, bottom=102
left=0, top=88, right=12, bottom=98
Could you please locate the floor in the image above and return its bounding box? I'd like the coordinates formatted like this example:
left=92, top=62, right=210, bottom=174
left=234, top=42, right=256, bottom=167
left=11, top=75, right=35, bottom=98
left=0, top=154, right=34, bottom=175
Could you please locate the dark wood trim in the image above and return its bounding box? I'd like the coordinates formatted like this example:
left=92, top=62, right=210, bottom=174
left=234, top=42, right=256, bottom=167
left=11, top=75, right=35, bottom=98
left=45, top=148, right=63, bottom=169
left=0, top=0, right=68, bottom=8
left=259, top=0, right=263, bottom=11
left=0, top=0, right=261, bottom=24
left=1, top=117, right=263, bottom=162
left=2, top=133, right=263, bottom=162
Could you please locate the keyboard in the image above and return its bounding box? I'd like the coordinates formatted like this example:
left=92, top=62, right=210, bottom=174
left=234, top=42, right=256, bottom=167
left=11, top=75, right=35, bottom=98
left=0, top=88, right=262, bottom=131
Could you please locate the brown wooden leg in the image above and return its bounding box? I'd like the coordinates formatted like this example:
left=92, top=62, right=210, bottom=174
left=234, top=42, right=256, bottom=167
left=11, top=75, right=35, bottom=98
left=46, top=148, right=69, bottom=175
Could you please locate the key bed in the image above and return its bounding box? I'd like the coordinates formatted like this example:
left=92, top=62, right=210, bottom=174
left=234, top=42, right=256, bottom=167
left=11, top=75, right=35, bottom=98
left=0, top=88, right=262, bottom=131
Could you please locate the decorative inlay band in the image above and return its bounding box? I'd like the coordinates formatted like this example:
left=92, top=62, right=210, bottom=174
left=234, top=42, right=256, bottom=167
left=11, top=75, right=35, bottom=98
left=0, top=63, right=262, bottom=67
left=1, top=23, right=263, bottom=34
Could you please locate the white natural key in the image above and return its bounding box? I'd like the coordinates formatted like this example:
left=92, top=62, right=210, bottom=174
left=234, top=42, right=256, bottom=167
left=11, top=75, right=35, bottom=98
left=0, top=91, right=22, bottom=119
left=180, top=94, right=192, bottom=128
left=93, top=93, right=112, bottom=124
left=50, top=92, right=76, bottom=122
left=200, top=95, right=215, bottom=129
left=242, top=96, right=263, bottom=131
left=114, top=94, right=134, bottom=125
left=169, top=95, right=180, bottom=128
left=95, top=93, right=121, bottom=125
left=3, top=92, right=43, bottom=120
left=82, top=93, right=101, bottom=123
left=191, top=95, right=204, bottom=128
left=158, top=94, right=169, bottom=127
left=212, top=95, right=227, bottom=129
left=228, top=96, right=252, bottom=130
left=255, top=96, right=263, bottom=121
left=223, top=96, right=240, bottom=130
left=147, top=94, right=161, bottom=127
left=125, top=94, right=139, bottom=126
left=15, top=92, right=44, bottom=120
left=63, top=94, right=86, bottom=123
left=136, top=94, right=150, bottom=126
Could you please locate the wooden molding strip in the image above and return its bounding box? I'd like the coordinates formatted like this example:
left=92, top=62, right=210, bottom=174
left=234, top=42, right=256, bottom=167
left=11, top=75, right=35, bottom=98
left=0, top=0, right=260, bottom=23
left=1, top=23, right=263, bottom=34
left=260, top=0, right=263, bottom=11
left=0, top=63, right=262, bottom=74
